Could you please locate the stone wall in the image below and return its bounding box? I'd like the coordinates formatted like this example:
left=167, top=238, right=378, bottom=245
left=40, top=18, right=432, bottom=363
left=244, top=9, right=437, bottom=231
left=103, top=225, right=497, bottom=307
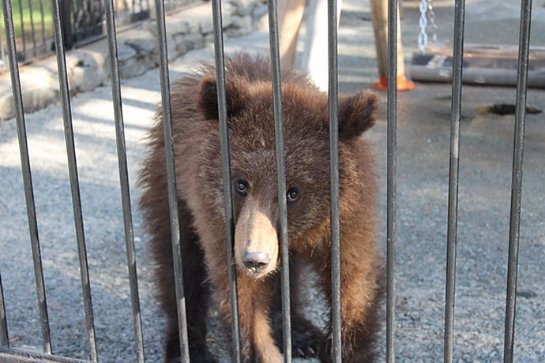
left=0, top=0, right=265, bottom=120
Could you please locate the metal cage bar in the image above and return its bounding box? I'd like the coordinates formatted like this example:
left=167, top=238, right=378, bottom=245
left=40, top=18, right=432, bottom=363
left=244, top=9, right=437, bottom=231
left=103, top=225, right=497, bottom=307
left=444, top=0, right=465, bottom=361
left=386, top=0, right=399, bottom=361
left=328, top=0, right=341, bottom=361
left=2, top=0, right=52, bottom=354
left=17, top=0, right=27, bottom=59
left=0, top=0, right=538, bottom=362
left=104, top=0, right=145, bottom=361
left=153, top=0, right=190, bottom=361
left=503, top=0, right=533, bottom=362
left=27, top=0, right=37, bottom=57
left=267, top=0, right=292, bottom=359
left=38, top=0, right=47, bottom=52
left=51, top=0, right=98, bottom=359
left=210, top=0, right=242, bottom=360
left=0, top=273, right=8, bottom=347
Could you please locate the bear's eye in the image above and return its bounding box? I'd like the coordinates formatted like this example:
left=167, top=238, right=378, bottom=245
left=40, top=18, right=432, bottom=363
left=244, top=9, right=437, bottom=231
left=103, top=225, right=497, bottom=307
left=234, top=179, right=249, bottom=196
left=286, top=187, right=300, bottom=203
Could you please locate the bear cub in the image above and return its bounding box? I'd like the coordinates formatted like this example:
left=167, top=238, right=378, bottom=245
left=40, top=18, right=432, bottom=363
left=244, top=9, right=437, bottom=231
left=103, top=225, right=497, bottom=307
left=139, top=54, right=383, bottom=362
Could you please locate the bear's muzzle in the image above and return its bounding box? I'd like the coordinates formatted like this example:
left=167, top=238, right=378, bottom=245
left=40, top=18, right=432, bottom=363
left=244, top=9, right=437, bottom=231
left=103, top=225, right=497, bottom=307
left=234, top=198, right=279, bottom=279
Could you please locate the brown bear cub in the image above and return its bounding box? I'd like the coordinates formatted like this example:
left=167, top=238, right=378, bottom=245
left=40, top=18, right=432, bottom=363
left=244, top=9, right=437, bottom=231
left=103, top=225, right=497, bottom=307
left=139, top=54, right=383, bottom=363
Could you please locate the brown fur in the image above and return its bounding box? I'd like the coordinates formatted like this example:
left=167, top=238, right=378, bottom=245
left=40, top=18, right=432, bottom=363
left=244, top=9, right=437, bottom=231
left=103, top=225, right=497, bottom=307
left=139, top=54, right=383, bottom=363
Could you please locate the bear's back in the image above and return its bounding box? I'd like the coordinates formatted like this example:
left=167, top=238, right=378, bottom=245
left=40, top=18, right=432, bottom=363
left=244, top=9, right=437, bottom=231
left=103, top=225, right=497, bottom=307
left=221, top=54, right=314, bottom=87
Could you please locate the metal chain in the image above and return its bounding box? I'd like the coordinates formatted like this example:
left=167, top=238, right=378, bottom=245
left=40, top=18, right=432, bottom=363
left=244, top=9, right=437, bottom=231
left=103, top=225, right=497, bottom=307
left=428, top=0, right=439, bottom=43
left=418, top=0, right=429, bottom=52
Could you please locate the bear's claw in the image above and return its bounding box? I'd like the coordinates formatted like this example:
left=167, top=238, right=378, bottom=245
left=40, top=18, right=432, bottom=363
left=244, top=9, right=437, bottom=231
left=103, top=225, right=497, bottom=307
left=273, top=313, right=323, bottom=358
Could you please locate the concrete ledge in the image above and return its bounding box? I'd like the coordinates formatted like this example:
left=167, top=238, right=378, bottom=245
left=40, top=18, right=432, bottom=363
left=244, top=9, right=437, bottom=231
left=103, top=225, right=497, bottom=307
left=0, top=0, right=265, bottom=121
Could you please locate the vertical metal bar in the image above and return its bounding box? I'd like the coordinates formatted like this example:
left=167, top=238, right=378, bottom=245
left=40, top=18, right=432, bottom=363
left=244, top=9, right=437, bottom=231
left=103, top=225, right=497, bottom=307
left=444, top=0, right=465, bottom=362
left=328, top=0, right=341, bottom=361
left=59, top=0, right=74, bottom=50
left=210, top=0, right=242, bottom=361
left=17, top=0, right=27, bottom=59
left=0, top=272, right=9, bottom=347
left=38, top=0, right=46, bottom=54
left=503, top=1, right=532, bottom=362
left=1, top=34, right=5, bottom=65
left=153, top=0, right=190, bottom=361
left=386, top=0, right=398, bottom=362
left=51, top=0, right=98, bottom=360
left=104, top=0, right=145, bottom=361
left=2, top=0, right=52, bottom=354
left=267, top=0, right=291, bottom=360
left=27, top=0, right=37, bottom=56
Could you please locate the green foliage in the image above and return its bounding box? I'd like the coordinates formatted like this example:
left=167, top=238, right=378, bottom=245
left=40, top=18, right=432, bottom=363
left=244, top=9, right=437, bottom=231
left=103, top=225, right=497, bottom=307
left=1, top=0, right=54, bottom=40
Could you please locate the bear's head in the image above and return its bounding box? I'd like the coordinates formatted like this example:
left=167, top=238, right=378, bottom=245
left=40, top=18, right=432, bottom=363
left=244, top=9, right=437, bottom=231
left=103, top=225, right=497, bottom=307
left=197, top=75, right=377, bottom=279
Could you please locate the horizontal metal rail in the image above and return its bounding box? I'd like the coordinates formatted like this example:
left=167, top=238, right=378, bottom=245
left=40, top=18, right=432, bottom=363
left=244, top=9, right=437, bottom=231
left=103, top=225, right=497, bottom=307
left=0, top=347, right=89, bottom=363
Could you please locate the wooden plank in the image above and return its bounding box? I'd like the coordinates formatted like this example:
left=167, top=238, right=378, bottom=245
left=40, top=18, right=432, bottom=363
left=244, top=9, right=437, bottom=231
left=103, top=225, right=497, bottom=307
left=410, top=45, right=545, bottom=88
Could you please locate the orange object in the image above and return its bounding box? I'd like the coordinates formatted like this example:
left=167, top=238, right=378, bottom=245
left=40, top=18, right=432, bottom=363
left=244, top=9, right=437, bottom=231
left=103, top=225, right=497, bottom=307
left=372, top=75, right=416, bottom=92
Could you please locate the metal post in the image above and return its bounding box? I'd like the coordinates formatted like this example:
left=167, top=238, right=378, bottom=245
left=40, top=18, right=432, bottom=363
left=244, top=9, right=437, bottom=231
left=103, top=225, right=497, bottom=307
left=444, top=0, right=465, bottom=362
left=27, top=0, right=37, bottom=57
left=267, top=0, right=292, bottom=359
left=210, top=0, right=242, bottom=360
left=503, top=0, right=532, bottom=362
left=0, top=273, right=9, bottom=347
left=370, top=0, right=414, bottom=91
left=386, top=0, right=398, bottom=361
left=104, top=0, right=145, bottom=361
left=2, top=0, right=52, bottom=354
left=328, top=0, right=341, bottom=361
left=444, top=0, right=465, bottom=361
left=51, top=0, right=97, bottom=359
left=154, top=0, right=190, bottom=361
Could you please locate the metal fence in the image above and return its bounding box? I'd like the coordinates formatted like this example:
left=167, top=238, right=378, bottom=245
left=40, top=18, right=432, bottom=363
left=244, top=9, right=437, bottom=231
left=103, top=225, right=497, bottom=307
left=0, top=0, right=199, bottom=67
left=0, top=0, right=536, bottom=362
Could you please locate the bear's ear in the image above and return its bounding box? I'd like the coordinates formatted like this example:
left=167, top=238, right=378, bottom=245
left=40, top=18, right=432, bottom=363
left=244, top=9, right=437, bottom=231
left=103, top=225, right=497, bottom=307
left=199, top=75, right=250, bottom=120
left=337, top=90, right=378, bottom=140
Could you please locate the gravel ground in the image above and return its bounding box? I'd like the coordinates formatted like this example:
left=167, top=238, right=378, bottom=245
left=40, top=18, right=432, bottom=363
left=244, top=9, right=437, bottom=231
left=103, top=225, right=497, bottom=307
left=1, top=0, right=544, bottom=362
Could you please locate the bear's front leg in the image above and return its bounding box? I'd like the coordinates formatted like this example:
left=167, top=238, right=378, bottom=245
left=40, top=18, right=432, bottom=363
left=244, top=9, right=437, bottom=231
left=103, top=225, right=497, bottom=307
left=317, top=247, right=383, bottom=363
left=212, top=270, right=283, bottom=363
left=237, top=274, right=283, bottom=363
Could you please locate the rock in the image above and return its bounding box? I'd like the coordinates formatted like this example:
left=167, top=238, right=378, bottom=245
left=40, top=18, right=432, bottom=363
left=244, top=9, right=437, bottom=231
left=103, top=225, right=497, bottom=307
left=65, top=50, right=108, bottom=93
left=0, top=66, right=58, bottom=120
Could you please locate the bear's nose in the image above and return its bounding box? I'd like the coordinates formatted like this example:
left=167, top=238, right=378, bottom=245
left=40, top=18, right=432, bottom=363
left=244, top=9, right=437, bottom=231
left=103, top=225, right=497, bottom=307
left=242, top=251, right=271, bottom=271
